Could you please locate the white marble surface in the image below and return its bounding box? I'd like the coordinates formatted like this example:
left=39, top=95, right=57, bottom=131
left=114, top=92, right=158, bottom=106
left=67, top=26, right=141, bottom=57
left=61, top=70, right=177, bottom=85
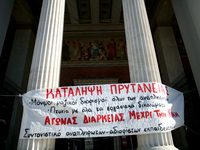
left=122, top=0, right=177, bottom=149
left=17, top=0, right=65, bottom=149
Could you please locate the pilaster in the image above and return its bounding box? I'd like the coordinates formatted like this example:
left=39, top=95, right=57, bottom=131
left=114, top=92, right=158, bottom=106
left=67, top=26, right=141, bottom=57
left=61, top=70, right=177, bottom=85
left=154, top=26, right=184, bottom=86
left=171, top=0, right=200, bottom=96
left=5, top=29, right=35, bottom=150
left=0, top=0, right=15, bottom=56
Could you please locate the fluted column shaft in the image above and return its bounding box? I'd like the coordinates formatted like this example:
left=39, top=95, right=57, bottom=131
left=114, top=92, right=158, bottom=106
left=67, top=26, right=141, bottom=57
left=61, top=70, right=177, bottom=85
left=17, top=0, right=65, bottom=149
left=122, top=0, right=177, bottom=149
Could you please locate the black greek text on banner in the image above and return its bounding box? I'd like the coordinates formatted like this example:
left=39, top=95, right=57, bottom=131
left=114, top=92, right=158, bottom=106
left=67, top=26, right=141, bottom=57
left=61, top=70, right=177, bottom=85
left=19, top=82, right=184, bottom=139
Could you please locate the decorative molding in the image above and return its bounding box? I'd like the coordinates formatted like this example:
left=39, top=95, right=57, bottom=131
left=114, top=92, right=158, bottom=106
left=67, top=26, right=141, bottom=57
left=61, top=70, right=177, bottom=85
left=73, top=78, right=119, bottom=85
left=64, top=24, right=124, bottom=32
left=63, top=24, right=125, bottom=38
left=61, top=60, right=128, bottom=67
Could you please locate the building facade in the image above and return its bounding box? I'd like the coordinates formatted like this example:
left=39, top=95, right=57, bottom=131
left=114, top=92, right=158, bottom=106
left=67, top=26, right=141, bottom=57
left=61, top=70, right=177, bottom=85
left=0, top=0, right=200, bottom=150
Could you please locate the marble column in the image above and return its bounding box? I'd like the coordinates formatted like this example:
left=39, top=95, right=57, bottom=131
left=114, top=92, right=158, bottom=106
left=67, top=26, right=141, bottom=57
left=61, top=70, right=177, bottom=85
left=17, top=0, right=65, bottom=149
left=122, top=0, right=177, bottom=149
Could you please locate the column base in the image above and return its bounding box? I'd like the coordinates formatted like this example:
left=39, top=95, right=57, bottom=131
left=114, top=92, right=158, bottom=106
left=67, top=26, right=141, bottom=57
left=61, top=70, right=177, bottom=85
left=137, top=132, right=178, bottom=150
left=137, top=145, right=178, bottom=150
left=17, top=139, right=55, bottom=150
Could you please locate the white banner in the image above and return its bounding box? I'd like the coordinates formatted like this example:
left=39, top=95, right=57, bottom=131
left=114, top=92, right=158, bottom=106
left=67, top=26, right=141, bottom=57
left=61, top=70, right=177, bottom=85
left=19, top=82, right=184, bottom=139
